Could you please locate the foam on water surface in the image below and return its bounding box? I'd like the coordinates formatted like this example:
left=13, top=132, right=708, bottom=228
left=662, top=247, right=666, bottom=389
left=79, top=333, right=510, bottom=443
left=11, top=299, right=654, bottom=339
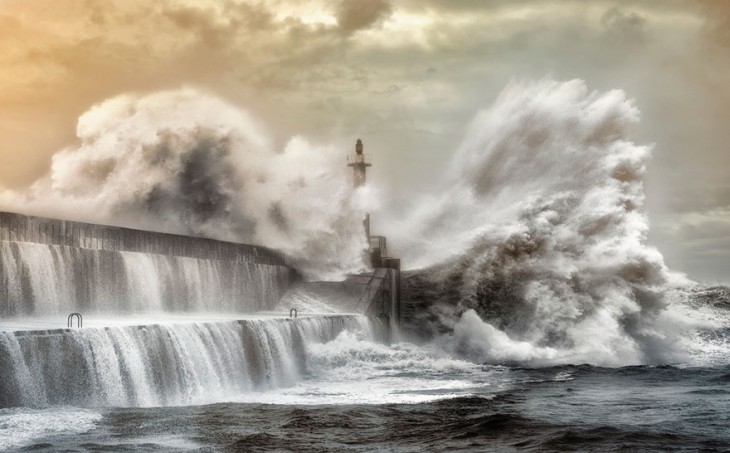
left=0, top=408, right=102, bottom=451
left=227, top=330, right=511, bottom=406
left=0, top=315, right=373, bottom=408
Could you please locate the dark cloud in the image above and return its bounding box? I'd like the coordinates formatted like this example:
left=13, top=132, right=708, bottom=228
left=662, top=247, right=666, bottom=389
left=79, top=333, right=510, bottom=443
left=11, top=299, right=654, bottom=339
left=165, top=6, right=233, bottom=46
left=336, top=0, right=392, bottom=35
left=601, top=7, right=646, bottom=36
left=84, top=0, right=108, bottom=25
left=163, top=1, right=277, bottom=47
left=2, top=0, right=730, bottom=282
left=0, top=14, right=22, bottom=39
left=696, top=0, right=730, bottom=45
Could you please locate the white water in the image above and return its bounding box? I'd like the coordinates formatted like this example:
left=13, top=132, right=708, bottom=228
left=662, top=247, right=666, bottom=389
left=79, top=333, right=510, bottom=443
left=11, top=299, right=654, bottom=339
left=0, top=241, right=290, bottom=316
left=232, top=329, right=505, bottom=406
left=0, top=316, right=371, bottom=408
left=0, top=408, right=102, bottom=451
left=0, top=319, right=524, bottom=451
left=0, top=89, right=373, bottom=280
left=380, top=79, right=714, bottom=367
left=2, top=77, right=727, bottom=372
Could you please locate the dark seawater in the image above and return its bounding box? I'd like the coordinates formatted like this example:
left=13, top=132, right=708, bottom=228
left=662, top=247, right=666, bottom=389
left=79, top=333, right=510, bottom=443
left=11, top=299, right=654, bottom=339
left=7, top=364, right=729, bottom=452
left=2, top=290, right=729, bottom=452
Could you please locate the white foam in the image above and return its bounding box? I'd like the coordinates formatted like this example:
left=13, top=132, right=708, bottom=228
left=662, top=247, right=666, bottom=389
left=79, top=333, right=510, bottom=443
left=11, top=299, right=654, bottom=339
left=229, top=330, right=510, bottom=405
left=382, top=78, right=712, bottom=367
left=0, top=89, right=370, bottom=280
left=0, top=316, right=366, bottom=407
left=0, top=408, right=102, bottom=451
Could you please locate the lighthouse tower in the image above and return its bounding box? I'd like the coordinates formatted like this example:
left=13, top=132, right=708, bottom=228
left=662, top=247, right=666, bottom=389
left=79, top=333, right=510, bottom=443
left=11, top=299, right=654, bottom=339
left=347, top=138, right=371, bottom=187
left=347, top=138, right=372, bottom=239
left=346, top=138, right=401, bottom=328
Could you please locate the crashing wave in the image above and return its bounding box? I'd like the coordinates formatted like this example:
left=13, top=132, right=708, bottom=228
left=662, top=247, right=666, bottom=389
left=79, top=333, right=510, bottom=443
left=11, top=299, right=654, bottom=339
left=391, top=79, right=700, bottom=366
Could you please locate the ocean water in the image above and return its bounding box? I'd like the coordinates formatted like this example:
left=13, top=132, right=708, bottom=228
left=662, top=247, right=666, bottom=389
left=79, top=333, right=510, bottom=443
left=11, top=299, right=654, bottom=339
left=1, top=310, right=728, bottom=453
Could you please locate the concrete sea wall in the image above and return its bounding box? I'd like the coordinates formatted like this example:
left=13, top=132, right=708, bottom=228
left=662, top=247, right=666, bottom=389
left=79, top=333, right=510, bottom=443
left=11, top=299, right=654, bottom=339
left=0, top=211, right=296, bottom=316
left=0, top=212, right=285, bottom=264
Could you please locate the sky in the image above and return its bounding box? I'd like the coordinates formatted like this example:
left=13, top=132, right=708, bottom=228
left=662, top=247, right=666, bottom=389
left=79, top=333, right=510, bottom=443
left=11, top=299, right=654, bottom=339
left=1, top=0, right=730, bottom=283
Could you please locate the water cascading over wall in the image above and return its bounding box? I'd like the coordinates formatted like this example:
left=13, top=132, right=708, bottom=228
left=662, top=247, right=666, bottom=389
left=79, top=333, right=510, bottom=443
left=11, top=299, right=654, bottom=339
left=0, top=212, right=296, bottom=316
left=0, top=316, right=370, bottom=408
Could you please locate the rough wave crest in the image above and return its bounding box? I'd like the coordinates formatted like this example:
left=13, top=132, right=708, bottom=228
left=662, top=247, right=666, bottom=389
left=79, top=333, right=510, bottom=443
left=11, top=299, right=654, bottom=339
left=1, top=88, right=370, bottom=279
left=390, top=79, right=698, bottom=366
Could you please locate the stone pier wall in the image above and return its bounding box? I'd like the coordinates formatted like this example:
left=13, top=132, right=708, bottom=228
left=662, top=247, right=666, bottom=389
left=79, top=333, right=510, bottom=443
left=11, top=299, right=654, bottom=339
left=0, top=211, right=285, bottom=265
left=0, top=211, right=296, bottom=316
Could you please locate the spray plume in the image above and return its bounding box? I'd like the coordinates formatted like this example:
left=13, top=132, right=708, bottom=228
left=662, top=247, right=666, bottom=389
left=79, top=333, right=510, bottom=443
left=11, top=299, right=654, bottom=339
left=1, top=79, right=716, bottom=366
left=386, top=79, right=698, bottom=366
left=1, top=88, right=370, bottom=280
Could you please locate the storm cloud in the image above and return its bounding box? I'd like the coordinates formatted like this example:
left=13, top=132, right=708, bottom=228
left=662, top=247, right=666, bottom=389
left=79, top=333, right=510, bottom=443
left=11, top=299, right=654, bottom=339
left=1, top=0, right=729, bottom=282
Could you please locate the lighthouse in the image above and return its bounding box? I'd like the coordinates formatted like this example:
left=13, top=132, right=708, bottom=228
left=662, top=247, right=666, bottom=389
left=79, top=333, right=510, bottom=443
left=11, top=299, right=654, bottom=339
left=347, top=138, right=371, bottom=188
left=347, top=138, right=373, bottom=240
left=345, top=138, right=400, bottom=328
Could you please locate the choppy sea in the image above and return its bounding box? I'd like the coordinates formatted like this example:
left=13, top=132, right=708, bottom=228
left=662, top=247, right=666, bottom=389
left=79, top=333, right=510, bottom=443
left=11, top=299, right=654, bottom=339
left=2, top=327, right=729, bottom=452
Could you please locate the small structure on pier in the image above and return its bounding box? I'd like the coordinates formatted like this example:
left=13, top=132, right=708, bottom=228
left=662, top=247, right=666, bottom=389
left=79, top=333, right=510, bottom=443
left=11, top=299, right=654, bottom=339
left=347, top=138, right=401, bottom=329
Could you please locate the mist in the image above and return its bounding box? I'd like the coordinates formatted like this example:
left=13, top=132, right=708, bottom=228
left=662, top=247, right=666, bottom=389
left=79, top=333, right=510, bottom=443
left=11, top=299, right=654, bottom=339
left=1, top=77, right=717, bottom=367
left=0, top=88, right=372, bottom=280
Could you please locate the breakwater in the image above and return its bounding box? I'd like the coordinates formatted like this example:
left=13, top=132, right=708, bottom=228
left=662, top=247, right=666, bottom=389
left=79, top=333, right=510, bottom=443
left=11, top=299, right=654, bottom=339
left=0, top=315, right=369, bottom=408
left=0, top=212, right=295, bottom=316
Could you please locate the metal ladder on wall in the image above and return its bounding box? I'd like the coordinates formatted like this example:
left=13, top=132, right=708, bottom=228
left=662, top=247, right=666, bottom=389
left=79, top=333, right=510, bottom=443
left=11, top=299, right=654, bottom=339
left=67, top=312, right=83, bottom=328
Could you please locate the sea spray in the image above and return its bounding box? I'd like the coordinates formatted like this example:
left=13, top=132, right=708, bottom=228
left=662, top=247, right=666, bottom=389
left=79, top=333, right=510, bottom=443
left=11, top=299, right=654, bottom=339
left=0, top=89, right=371, bottom=280
left=0, top=240, right=290, bottom=316
left=389, top=79, right=696, bottom=366
left=0, top=316, right=367, bottom=408
left=0, top=80, right=712, bottom=366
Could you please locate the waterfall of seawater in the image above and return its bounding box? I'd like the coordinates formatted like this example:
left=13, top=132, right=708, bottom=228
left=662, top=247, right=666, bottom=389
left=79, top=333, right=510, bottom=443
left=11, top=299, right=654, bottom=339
left=0, top=242, right=291, bottom=316
left=0, top=215, right=379, bottom=416
left=0, top=316, right=372, bottom=408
